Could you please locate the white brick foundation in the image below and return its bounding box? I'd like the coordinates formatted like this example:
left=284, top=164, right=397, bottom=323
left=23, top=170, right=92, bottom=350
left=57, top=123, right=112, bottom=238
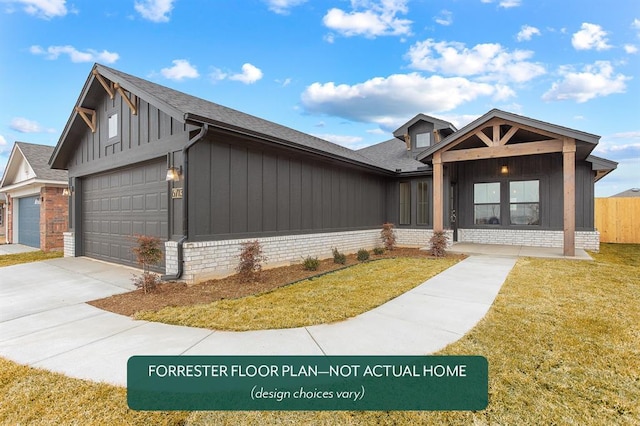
left=164, top=240, right=179, bottom=276
left=63, top=232, right=75, bottom=257
left=176, top=228, right=441, bottom=284
left=457, top=228, right=600, bottom=251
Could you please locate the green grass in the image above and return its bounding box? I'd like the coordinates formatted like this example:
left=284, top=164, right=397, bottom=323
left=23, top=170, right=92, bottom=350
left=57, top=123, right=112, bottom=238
left=1, top=244, right=638, bottom=425
left=135, top=257, right=458, bottom=330
left=0, top=250, right=63, bottom=267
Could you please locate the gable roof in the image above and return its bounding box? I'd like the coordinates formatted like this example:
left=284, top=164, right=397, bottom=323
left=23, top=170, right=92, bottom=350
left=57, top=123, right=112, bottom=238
left=611, top=188, right=640, bottom=197
left=417, top=109, right=601, bottom=162
left=1, top=142, right=68, bottom=189
left=50, top=64, right=392, bottom=174
left=392, top=113, right=457, bottom=140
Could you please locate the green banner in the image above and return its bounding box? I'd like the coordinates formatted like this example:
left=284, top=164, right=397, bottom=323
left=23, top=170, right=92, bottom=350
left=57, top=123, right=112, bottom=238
left=127, top=355, right=487, bottom=411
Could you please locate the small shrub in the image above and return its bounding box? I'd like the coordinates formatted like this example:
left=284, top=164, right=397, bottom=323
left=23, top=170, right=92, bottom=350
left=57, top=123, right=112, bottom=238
left=302, top=256, right=320, bottom=271
left=380, top=222, right=397, bottom=251
left=373, top=246, right=385, bottom=255
left=429, top=231, right=448, bottom=257
left=131, top=234, right=163, bottom=294
left=236, top=240, right=267, bottom=281
left=332, top=247, right=346, bottom=265
left=357, top=249, right=370, bottom=262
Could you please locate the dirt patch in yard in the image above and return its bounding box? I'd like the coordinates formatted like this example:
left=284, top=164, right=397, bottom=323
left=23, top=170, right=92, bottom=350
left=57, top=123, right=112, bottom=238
left=89, top=248, right=459, bottom=317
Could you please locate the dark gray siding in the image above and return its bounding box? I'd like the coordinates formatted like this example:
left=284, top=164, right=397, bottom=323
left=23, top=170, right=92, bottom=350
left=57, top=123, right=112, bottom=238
left=455, top=154, right=595, bottom=231
left=66, top=90, right=187, bottom=178
left=189, top=135, right=387, bottom=241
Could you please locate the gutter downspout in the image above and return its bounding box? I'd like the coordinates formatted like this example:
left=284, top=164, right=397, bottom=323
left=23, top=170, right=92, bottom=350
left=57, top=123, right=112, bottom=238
left=162, top=123, right=209, bottom=281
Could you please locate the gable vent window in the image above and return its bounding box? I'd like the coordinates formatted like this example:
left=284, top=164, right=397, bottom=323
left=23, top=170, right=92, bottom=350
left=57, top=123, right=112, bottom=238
left=108, top=113, right=118, bottom=139
left=415, top=132, right=431, bottom=148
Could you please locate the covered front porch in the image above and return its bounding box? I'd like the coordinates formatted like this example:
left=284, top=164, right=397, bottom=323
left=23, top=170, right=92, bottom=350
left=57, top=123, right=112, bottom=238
left=447, top=242, right=593, bottom=260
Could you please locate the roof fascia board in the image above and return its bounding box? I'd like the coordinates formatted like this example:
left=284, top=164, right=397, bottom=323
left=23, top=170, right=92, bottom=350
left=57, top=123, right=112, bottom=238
left=0, top=144, right=22, bottom=188
left=0, top=178, right=68, bottom=193
left=417, top=109, right=601, bottom=162
left=96, top=65, right=186, bottom=124
left=186, top=114, right=396, bottom=176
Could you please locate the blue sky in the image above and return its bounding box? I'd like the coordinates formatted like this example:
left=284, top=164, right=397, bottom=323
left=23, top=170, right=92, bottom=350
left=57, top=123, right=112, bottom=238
left=0, top=0, right=638, bottom=196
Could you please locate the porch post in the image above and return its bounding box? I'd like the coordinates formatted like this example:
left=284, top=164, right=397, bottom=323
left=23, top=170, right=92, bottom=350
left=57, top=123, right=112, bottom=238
left=563, top=137, right=576, bottom=256
left=433, top=152, right=443, bottom=232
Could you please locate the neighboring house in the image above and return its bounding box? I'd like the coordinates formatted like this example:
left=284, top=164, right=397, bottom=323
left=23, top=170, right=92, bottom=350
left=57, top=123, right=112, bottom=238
left=49, top=64, right=617, bottom=283
left=611, top=188, right=640, bottom=197
left=0, top=193, right=6, bottom=243
left=0, top=142, right=69, bottom=250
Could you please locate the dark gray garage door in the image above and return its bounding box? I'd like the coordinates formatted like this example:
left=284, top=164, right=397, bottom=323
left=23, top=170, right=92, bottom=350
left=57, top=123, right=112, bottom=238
left=18, top=195, right=41, bottom=248
left=82, top=160, right=168, bottom=268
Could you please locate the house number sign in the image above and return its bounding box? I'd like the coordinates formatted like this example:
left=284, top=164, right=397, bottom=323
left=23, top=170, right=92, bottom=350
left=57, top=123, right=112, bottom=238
left=171, top=188, right=183, bottom=199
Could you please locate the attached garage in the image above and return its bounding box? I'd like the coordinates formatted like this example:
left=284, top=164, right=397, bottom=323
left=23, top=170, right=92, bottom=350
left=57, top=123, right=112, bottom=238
left=81, top=160, right=168, bottom=268
left=18, top=195, right=41, bottom=248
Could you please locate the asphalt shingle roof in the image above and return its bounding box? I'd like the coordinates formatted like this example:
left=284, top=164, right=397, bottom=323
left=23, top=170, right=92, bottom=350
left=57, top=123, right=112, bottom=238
left=97, top=64, right=393, bottom=172
left=17, top=142, right=68, bottom=181
left=357, top=139, right=429, bottom=173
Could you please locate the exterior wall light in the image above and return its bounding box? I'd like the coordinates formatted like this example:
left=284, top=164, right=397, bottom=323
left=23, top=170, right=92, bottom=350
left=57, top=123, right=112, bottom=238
left=501, top=165, right=509, bottom=174
left=166, top=166, right=182, bottom=182
left=62, top=188, right=71, bottom=196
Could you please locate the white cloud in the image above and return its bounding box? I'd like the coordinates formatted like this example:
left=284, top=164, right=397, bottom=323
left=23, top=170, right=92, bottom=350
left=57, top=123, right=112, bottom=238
left=516, top=25, right=541, bottom=41
left=229, top=63, right=263, bottom=84
left=30, top=45, right=119, bottom=63
left=134, top=0, right=174, bottom=23
left=632, top=18, right=640, bottom=35
left=481, top=0, right=522, bottom=8
left=10, top=0, right=67, bottom=19
left=301, top=73, right=496, bottom=128
left=10, top=117, right=55, bottom=133
left=160, top=59, right=200, bottom=81
left=312, top=133, right=366, bottom=149
left=406, top=39, right=546, bottom=83
left=624, top=44, right=638, bottom=54
left=434, top=10, right=452, bottom=26
left=542, top=61, right=630, bottom=103
left=572, top=23, right=612, bottom=51
left=212, top=63, right=263, bottom=84
left=0, top=135, right=7, bottom=146
left=323, top=0, right=412, bottom=38
left=264, top=0, right=307, bottom=14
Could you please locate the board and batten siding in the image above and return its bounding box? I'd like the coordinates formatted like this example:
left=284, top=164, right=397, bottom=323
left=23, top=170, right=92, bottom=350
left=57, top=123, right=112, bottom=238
left=455, top=154, right=595, bottom=231
left=189, top=137, right=387, bottom=241
left=66, top=88, right=187, bottom=178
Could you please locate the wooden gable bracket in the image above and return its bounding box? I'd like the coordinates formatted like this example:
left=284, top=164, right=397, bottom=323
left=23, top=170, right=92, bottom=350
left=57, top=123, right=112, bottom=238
left=113, top=83, right=138, bottom=115
left=75, top=106, right=96, bottom=133
left=92, top=69, right=114, bottom=99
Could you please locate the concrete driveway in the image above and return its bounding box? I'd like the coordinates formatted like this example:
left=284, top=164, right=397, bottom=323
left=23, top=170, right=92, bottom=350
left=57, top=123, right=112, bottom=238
left=0, top=255, right=516, bottom=387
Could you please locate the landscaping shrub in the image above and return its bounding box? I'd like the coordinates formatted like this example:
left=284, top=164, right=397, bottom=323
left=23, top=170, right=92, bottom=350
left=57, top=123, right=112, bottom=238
left=429, top=231, right=448, bottom=257
left=357, top=249, right=370, bottom=262
left=236, top=240, right=267, bottom=281
left=380, top=222, right=397, bottom=251
left=302, top=256, right=320, bottom=271
left=332, top=247, right=346, bottom=265
left=373, top=246, right=385, bottom=255
left=131, top=234, right=163, bottom=294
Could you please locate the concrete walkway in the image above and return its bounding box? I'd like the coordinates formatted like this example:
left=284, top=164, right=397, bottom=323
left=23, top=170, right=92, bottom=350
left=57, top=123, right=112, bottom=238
left=0, top=255, right=516, bottom=387
left=0, top=243, right=40, bottom=255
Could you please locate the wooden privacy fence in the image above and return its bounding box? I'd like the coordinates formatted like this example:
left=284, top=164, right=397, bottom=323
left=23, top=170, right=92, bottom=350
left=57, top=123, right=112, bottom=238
left=595, top=197, right=640, bottom=243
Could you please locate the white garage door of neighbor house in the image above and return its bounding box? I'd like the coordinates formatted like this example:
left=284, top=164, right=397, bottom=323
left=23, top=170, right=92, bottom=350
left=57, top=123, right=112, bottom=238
left=18, top=195, right=41, bottom=248
left=81, top=160, right=168, bottom=269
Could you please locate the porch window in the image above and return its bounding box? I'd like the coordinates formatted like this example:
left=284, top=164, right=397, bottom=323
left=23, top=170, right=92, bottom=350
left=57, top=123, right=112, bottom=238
left=417, top=181, right=428, bottom=225
left=510, top=180, right=540, bottom=225
left=474, top=182, right=500, bottom=225
left=399, top=182, right=410, bottom=225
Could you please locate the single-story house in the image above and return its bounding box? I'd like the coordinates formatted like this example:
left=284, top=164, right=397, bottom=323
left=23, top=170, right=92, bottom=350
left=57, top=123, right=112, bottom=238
left=611, top=188, right=640, bottom=197
left=49, top=64, right=617, bottom=283
left=0, top=142, right=69, bottom=250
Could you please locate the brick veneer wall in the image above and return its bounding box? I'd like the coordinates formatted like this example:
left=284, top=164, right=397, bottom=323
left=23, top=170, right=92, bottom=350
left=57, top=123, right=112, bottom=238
left=457, top=228, right=600, bottom=251
left=165, top=228, right=442, bottom=284
left=63, top=232, right=75, bottom=257
left=40, top=187, right=69, bottom=252
left=6, top=195, right=13, bottom=244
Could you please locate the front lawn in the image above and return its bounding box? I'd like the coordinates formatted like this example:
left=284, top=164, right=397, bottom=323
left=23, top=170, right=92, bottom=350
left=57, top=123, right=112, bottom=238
left=1, top=243, right=638, bottom=425
left=0, top=250, right=63, bottom=267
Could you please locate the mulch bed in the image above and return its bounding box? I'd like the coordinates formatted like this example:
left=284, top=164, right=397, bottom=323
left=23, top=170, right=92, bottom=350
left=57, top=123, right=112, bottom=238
left=89, top=248, right=460, bottom=317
